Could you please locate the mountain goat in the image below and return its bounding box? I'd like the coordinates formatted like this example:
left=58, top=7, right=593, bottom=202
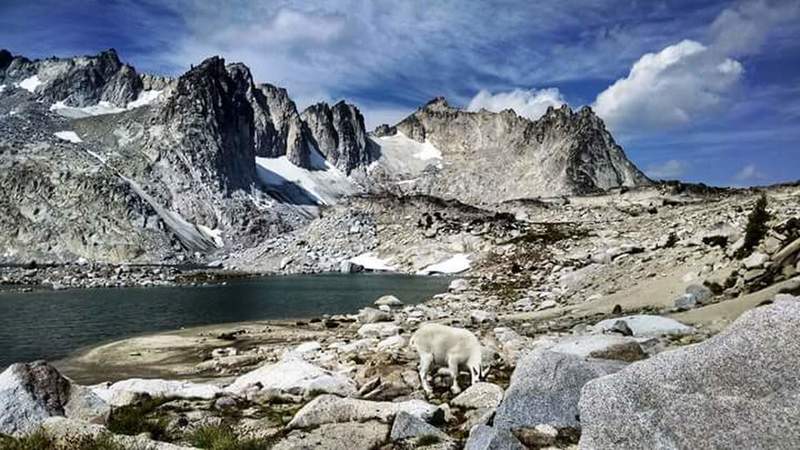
left=410, top=323, right=488, bottom=394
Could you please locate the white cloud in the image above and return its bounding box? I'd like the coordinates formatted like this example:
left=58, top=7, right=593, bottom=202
left=645, top=159, right=686, bottom=179
left=593, top=1, right=799, bottom=134
left=709, top=0, right=800, bottom=56
left=466, top=88, right=566, bottom=120
left=734, top=163, right=766, bottom=182
left=593, top=39, right=743, bottom=132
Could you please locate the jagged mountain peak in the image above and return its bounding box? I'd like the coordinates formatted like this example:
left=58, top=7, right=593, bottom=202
left=301, top=100, right=372, bottom=174
left=381, top=95, right=650, bottom=203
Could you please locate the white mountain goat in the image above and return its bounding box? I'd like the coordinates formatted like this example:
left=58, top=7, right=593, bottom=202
left=410, top=323, right=489, bottom=394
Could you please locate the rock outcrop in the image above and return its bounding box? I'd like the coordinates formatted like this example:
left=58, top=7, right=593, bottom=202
left=494, top=350, right=626, bottom=433
left=302, top=101, right=373, bottom=173
left=0, top=48, right=142, bottom=107
left=579, top=297, right=800, bottom=449
left=376, top=98, right=650, bottom=203
left=0, top=361, right=108, bottom=436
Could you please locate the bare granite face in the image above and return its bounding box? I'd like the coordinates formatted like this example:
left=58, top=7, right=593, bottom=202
left=385, top=97, right=650, bottom=204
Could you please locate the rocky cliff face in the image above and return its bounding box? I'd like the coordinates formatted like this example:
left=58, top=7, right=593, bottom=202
left=302, top=101, right=372, bottom=174
left=380, top=98, right=649, bottom=203
left=0, top=51, right=295, bottom=263
left=0, top=49, right=143, bottom=107
left=0, top=49, right=652, bottom=264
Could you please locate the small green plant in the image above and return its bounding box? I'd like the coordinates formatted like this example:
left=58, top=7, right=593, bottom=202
left=106, top=397, right=170, bottom=441
left=0, top=430, right=124, bottom=450
left=416, top=434, right=443, bottom=446
left=0, top=430, right=52, bottom=450
left=188, top=424, right=269, bottom=450
left=736, top=194, right=770, bottom=258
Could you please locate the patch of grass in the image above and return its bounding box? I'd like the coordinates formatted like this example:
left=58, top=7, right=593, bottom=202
left=0, top=430, right=52, bottom=450
left=0, top=431, right=125, bottom=450
left=188, top=424, right=269, bottom=450
left=416, top=434, right=443, bottom=446
left=106, top=396, right=170, bottom=441
left=736, top=194, right=770, bottom=258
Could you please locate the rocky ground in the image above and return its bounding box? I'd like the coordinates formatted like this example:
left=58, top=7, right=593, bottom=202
left=2, top=183, right=800, bottom=449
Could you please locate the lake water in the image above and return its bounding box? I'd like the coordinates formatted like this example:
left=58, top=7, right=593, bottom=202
left=0, top=274, right=451, bottom=369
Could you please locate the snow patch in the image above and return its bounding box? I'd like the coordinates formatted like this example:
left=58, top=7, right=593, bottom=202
left=197, top=224, right=224, bottom=248
left=50, top=100, right=125, bottom=118
left=417, top=253, right=471, bottom=275
left=49, top=90, right=163, bottom=118
left=53, top=131, right=83, bottom=143
left=17, top=75, right=42, bottom=93
left=350, top=253, right=395, bottom=271
left=375, top=132, right=442, bottom=161
left=0, top=85, right=6, bottom=93
left=127, top=89, right=162, bottom=108
left=255, top=152, right=356, bottom=206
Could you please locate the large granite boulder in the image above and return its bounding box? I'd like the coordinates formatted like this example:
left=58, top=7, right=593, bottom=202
left=91, top=378, right=222, bottom=406
left=464, top=425, right=526, bottom=450
left=287, top=394, right=438, bottom=429
left=549, top=334, right=647, bottom=362
left=579, top=298, right=800, bottom=449
left=494, top=351, right=626, bottom=433
left=589, top=315, right=694, bottom=337
left=273, top=421, right=389, bottom=450
left=0, top=361, right=108, bottom=436
left=225, top=358, right=357, bottom=400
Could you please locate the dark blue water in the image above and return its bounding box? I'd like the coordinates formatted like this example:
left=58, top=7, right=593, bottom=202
left=0, top=274, right=450, bottom=368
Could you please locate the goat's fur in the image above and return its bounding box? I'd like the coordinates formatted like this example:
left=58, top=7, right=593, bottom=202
left=410, top=323, right=484, bottom=394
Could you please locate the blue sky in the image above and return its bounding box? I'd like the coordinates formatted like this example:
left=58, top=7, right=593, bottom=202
left=2, top=0, right=799, bottom=186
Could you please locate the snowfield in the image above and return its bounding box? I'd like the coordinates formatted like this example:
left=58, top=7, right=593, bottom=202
left=53, top=131, right=83, bottom=143
left=349, top=253, right=396, bottom=271
left=50, top=90, right=163, bottom=118
left=255, top=149, right=357, bottom=206
left=17, top=75, right=42, bottom=93
left=369, top=132, right=443, bottom=180
left=417, top=253, right=471, bottom=275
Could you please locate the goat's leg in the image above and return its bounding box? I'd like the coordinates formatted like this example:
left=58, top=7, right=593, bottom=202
left=470, top=363, right=480, bottom=387
left=447, top=356, right=461, bottom=394
left=419, top=353, right=434, bottom=394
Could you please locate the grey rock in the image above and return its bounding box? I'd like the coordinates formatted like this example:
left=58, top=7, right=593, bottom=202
left=464, top=425, right=526, bottom=450
left=302, top=101, right=373, bottom=174
left=675, top=284, right=713, bottom=310
left=0, top=361, right=108, bottom=436
left=742, top=251, right=769, bottom=269
left=390, top=410, right=449, bottom=442
left=470, top=310, right=498, bottom=325
left=451, top=382, right=504, bottom=410
left=448, top=278, right=470, bottom=293
left=340, top=260, right=364, bottom=273
left=372, top=123, right=397, bottom=137
left=357, top=307, right=392, bottom=324
left=375, top=295, right=404, bottom=307
left=287, top=394, right=438, bottom=429
left=549, top=334, right=646, bottom=362
left=494, top=351, right=626, bottom=432
left=273, top=421, right=390, bottom=450
left=591, top=315, right=694, bottom=337
left=580, top=298, right=800, bottom=450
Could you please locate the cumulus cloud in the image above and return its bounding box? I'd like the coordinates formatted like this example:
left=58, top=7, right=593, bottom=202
left=593, top=40, right=744, bottom=132
left=466, top=88, right=566, bottom=120
left=645, top=159, right=687, bottom=179
left=593, top=0, right=799, bottom=133
left=709, top=0, right=800, bottom=56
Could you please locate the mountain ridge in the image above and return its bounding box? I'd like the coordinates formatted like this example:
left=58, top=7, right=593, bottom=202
left=0, top=48, right=651, bottom=264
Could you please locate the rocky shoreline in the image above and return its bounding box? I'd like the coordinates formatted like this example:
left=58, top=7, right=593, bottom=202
left=2, top=185, right=800, bottom=448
